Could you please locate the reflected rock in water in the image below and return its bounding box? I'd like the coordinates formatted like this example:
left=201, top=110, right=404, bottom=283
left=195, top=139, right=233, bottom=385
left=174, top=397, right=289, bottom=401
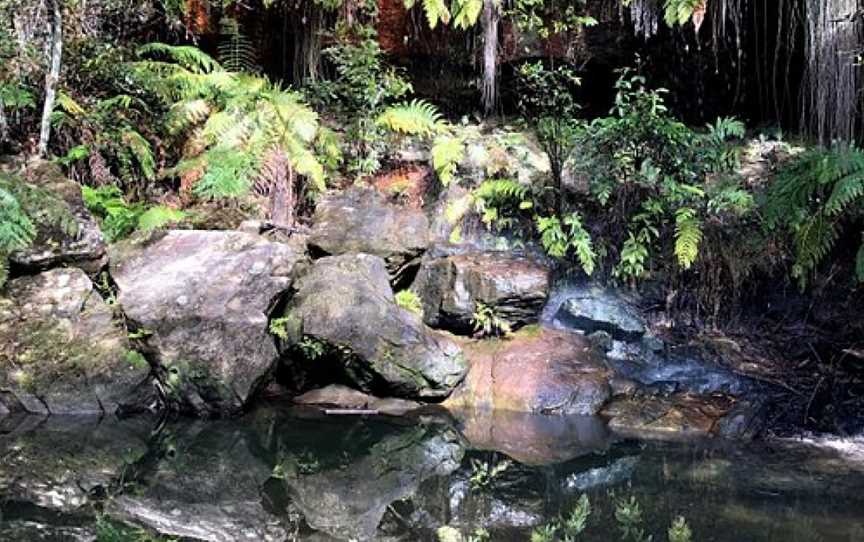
left=275, top=421, right=464, bottom=541
left=106, top=420, right=288, bottom=542
left=0, top=414, right=152, bottom=512
left=452, top=408, right=611, bottom=465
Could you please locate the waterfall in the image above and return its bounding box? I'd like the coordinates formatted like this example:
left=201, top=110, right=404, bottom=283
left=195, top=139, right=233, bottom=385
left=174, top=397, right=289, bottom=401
left=801, top=0, right=862, bottom=144
left=480, top=0, right=500, bottom=116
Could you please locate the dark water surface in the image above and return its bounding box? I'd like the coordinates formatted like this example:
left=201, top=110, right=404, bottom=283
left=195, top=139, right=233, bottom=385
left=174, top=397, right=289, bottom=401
left=2, top=405, right=864, bottom=541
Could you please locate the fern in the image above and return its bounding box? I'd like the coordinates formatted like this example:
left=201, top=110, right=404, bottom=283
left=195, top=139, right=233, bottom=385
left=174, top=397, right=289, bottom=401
left=674, top=207, right=702, bottom=269
left=536, top=213, right=595, bottom=274
left=121, top=129, right=156, bottom=181
left=432, top=134, right=464, bottom=186
left=217, top=18, right=259, bottom=73
left=137, top=43, right=222, bottom=74
left=376, top=99, right=443, bottom=136
left=766, top=146, right=864, bottom=285
left=137, top=206, right=185, bottom=231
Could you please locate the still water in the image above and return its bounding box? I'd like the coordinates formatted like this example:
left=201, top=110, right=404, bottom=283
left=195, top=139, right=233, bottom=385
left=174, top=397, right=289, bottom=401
left=2, top=405, right=863, bottom=541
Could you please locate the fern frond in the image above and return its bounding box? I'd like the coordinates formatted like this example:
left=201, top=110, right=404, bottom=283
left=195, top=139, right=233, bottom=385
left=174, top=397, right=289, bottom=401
left=121, top=130, right=156, bottom=181
left=792, top=212, right=839, bottom=283
left=377, top=99, right=443, bottom=136
left=138, top=43, right=222, bottom=74
left=432, top=135, right=464, bottom=186
left=674, top=207, right=702, bottom=269
left=193, top=148, right=256, bottom=199
left=137, top=206, right=186, bottom=231
left=824, top=168, right=864, bottom=216
left=217, top=18, right=259, bottom=73
left=55, top=91, right=87, bottom=117
left=564, top=212, right=596, bottom=275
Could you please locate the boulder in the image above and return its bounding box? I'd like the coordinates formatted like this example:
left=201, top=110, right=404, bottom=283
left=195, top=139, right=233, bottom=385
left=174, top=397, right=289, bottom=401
left=413, top=251, right=550, bottom=334
left=444, top=327, right=611, bottom=415
left=294, top=384, right=422, bottom=416
left=109, top=230, right=306, bottom=415
left=308, top=188, right=429, bottom=284
left=279, top=254, right=466, bottom=399
left=279, top=424, right=464, bottom=541
left=551, top=285, right=646, bottom=341
left=0, top=268, right=149, bottom=415
left=106, top=419, right=288, bottom=542
left=8, top=162, right=106, bottom=272
left=601, top=393, right=737, bottom=439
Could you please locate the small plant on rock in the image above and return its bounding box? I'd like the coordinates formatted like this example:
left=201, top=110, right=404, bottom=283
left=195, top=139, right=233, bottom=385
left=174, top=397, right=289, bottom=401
left=395, top=289, right=423, bottom=316
left=471, top=302, right=512, bottom=338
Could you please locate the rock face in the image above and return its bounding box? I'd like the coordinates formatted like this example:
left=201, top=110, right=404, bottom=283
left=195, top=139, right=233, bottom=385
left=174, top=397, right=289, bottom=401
left=308, top=188, right=429, bottom=284
left=0, top=268, right=149, bottom=415
left=280, top=254, right=466, bottom=399
left=294, top=384, right=422, bottom=416
left=552, top=285, right=646, bottom=341
left=413, top=251, right=550, bottom=334
left=444, top=328, right=611, bottom=415
left=110, top=230, right=306, bottom=415
left=9, top=162, right=106, bottom=272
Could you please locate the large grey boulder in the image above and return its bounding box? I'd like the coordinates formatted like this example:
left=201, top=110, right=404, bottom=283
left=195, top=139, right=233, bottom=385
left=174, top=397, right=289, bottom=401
left=413, top=251, right=550, bottom=334
left=308, top=188, right=429, bottom=284
left=279, top=253, right=467, bottom=399
left=552, top=285, right=646, bottom=341
left=8, top=162, right=106, bottom=272
left=0, top=268, right=148, bottom=415
left=110, top=230, right=306, bottom=416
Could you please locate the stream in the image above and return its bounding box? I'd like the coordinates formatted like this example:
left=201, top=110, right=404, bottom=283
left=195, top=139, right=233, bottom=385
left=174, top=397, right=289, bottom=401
left=2, top=406, right=864, bottom=541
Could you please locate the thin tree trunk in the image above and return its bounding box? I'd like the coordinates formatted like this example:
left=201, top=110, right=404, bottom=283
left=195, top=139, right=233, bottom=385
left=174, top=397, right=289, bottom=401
left=0, top=105, right=8, bottom=145
left=269, top=151, right=295, bottom=229
left=37, top=0, right=62, bottom=158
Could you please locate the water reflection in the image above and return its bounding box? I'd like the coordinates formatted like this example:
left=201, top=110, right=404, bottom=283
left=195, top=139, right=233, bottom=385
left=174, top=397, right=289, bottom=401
left=2, top=406, right=864, bottom=541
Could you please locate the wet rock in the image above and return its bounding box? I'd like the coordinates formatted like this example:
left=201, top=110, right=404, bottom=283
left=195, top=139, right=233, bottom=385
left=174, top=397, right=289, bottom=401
left=0, top=521, right=95, bottom=542
left=444, top=327, right=611, bottom=415
left=294, top=384, right=422, bottom=416
left=602, top=393, right=737, bottom=439
left=106, top=420, right=287, bottom=542
left=110, top=230, right=306, bottom=416
left=0, top=268, right=149, bottom=415
left=552, top=285, right=646, bottom=341
left=279, top=424, right=464, bottom=541
left=280, top=254, right=466, bottom=399
left=413, top=252, right=550, bottom=334
left=453, top=409, right=610, bottom=465
left=9, top=162, right=106, bottom=273
left=0, top=415, right=152, bottom=512
left=308, top=188, right=429, bottom=284
left=563, top=456, right=639, bottom=492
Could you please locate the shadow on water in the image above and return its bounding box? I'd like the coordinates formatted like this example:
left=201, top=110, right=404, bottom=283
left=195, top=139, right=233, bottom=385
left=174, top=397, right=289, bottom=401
left=3, top=406, right=864, bottom=541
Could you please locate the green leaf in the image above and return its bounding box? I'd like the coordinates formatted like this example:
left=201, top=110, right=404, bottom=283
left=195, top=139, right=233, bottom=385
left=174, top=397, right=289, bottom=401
left=137, top=206, right=185, bottom=231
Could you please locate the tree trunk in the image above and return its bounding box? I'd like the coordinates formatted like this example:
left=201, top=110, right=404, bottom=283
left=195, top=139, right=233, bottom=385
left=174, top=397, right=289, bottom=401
left=269, top=151, right=295, bottom=229
left=0, top=105, right=8, bottom=145
left=37, top=0, right=63, bottom=158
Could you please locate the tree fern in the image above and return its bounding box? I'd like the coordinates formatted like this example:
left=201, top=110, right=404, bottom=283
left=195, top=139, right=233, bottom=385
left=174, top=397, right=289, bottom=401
left=674, top=207, right=702, bottom=269
left=377, top=99, right=443, bottom=136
